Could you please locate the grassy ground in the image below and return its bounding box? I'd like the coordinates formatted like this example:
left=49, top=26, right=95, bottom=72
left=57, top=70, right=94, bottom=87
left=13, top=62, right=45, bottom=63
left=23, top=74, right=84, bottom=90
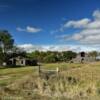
left=0, top=62, right=100, bottom=100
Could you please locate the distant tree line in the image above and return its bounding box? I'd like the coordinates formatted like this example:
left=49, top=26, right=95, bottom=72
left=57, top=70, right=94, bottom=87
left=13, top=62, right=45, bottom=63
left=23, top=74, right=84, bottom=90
left=26, top=50, right=100, bottom=63
left=0, top=30, right=100, bottom=66
left=27, top=51, right=77, bottom=63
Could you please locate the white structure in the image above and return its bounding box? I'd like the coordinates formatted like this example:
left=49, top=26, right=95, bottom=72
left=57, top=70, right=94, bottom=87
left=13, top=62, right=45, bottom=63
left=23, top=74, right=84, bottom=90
left=9, top=56, right=26, bottom=66
left=72, top=53, right=95, bottom=63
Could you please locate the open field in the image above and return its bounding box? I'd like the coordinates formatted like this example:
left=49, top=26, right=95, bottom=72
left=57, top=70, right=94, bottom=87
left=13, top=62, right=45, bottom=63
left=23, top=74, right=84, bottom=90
left=0, top=62, right=100, bottom=100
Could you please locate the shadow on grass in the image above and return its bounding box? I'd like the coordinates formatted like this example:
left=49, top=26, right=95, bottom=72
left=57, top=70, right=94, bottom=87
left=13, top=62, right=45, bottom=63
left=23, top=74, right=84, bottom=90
left=0, top=65, right=27, bottom=69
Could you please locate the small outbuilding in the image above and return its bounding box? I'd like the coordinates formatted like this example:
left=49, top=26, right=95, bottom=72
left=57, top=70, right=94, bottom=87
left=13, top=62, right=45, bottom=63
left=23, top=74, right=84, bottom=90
left=72, top=52, right=95, bottom=63
left=7, top=56, right=38, bottom=66
left=96, top=56, right=100, bottom=61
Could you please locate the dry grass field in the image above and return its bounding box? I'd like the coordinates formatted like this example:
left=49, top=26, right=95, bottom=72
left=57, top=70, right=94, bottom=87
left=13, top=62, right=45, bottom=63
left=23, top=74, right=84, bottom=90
left=0, top=62, right=100, bottom=100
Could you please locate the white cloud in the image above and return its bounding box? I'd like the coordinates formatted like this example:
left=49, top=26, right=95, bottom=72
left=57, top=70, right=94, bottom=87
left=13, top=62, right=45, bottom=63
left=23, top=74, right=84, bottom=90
left=58, top=9, right=100, bottom=45
left=17, top=26, right=42, bottom=33
left=26, top=26, right=42, bottom=33
left=18, top=44, right=75, bottom=52
left=93, top=9, right=100, bottom=20
left=86, top=21, right=100, bottom=29
left=17, top=44, right=99, bottom=53
left=18, top=44, right=44, bottom=52
left=71, top=34, right=83, bottom=41
left=64, top=18, right=91, bottom=28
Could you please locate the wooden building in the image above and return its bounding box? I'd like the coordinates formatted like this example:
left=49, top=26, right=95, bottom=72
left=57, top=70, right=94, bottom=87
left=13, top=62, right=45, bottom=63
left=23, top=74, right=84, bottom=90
left=72, top=52, right=95, bottom=63
left=7, top=56, right=38, bottom=66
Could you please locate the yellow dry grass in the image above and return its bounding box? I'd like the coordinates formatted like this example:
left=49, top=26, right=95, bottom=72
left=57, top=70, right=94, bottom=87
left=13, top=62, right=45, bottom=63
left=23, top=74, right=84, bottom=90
left=0, top=62, right=100, bottom=100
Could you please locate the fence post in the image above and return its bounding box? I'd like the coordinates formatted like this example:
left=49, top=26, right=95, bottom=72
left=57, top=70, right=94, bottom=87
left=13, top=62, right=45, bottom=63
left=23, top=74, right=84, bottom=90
left=38, top=64, right=41, bottom=75
left=56, top=67, right=59, bottom=76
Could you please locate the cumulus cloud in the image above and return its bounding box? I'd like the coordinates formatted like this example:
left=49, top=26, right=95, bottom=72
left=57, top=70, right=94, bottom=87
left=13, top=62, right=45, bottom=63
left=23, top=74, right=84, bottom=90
left=26, top=26, right=42, bottom=33
left=17, top=44, right=99, bottom=53
left=18, top=44, right=76, bottom=52
left=63, top=10, right=100, bottom=29
left=17, top=26, right=42, bottom=33
left=58, top=9, right=100, bottom=45
left=64, top=18, right=91, bottom=28
left=18, top=44, right=44, bottom=52
left=93, top=9, right=100, bottom=20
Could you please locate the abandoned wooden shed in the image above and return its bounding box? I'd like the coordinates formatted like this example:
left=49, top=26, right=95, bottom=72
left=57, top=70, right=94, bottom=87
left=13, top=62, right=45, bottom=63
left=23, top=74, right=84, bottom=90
left=72, top=52, right=95, bottom=63
left=7, top=56, right=38, bottom=66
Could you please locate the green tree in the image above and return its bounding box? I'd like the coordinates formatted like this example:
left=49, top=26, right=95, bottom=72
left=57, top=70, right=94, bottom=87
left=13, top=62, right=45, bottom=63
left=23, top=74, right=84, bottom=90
left=44, top=53, right=58, bottom=63
left=27, top=51, right=41, bottom=61
left=0, top=30, right=14, bottom=65
left=88, top=51, right=98, bottom=59
left=62, top=51, right=77, bottom=61
left=0, top=48, right=4, bottom=65
left=0, top=30, right=14, bottom=53
left=27, top=50, right=77, bottom=63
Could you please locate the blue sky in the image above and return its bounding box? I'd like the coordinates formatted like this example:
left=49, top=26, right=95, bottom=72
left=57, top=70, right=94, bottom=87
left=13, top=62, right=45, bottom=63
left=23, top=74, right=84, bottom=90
left=0, top=0, right=100, bottom=52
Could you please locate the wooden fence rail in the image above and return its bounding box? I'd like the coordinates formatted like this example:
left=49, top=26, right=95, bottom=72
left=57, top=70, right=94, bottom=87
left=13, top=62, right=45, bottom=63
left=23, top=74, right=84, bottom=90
left=38, top=65, right=59, bottom=79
